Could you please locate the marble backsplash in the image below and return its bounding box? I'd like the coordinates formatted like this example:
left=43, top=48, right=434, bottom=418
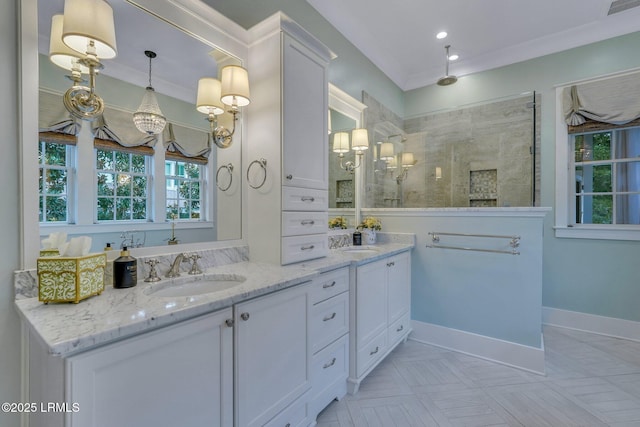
left=15, top=245, right=249, bottom=300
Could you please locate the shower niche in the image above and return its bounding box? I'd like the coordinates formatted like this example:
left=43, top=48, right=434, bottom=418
left=469, top=169, right=498, bottom=207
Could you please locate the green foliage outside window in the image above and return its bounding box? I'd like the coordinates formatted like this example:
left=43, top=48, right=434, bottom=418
left=166, top=160, right=202, bottom=220
left=96, top=149, right=148, bottom=221
left=39, top=141, right=68, bottom=223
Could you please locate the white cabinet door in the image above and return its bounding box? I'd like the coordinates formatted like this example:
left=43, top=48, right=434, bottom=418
left=66, top=309, right=233, bottom=427
left=355, top=260, right=387, bottom=349
left=235, top=282, right=311, bottom=427
left=387, top=251, right=411, bottom=325
left=282, top=33, right=328, bottom=190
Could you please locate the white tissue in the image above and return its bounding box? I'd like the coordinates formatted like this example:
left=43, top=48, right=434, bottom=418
left=62, top=236, right=92, bottom=257
left=41, top=232, right=67, bottom=250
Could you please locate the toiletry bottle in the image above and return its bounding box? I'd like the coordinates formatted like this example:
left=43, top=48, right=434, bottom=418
left=104, top=242, right=112, bottom=251
left=353, top=229, right=362, bottom=246
left=113, top=246, right=137, bottom=288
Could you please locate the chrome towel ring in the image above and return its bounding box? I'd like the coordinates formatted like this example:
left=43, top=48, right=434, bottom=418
left=216, top=163, right=234, bottom=191
left=247, top=158, right=267, bottom=189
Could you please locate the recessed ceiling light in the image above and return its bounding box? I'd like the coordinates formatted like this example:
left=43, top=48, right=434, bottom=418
left=436, top=31, right=447, bottom=39
left=448, top=53, right=459, bottom=61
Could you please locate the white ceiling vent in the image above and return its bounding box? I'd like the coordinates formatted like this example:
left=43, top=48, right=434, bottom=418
left=608, top=0, right=640, bottom=15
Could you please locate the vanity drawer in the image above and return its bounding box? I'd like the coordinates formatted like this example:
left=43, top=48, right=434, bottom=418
left=310, top=335, right=348, bottom=413
left=387, top=311, right=411, bottom=348
left=282, top=211, right=329, bottom=237
left=309, top=267, right=349, bottom=305
left=281, top=234, right=328, bottom=265
left=310, top=292, right=349, bottom=354
left=282, top=186, right=328, bottom=211
left=263, top=391, right=308, bottom=427
left=356, top=331, right=387, bottom=377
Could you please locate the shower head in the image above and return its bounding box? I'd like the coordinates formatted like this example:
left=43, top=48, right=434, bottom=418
left=437, top=45, right=457, bottom=86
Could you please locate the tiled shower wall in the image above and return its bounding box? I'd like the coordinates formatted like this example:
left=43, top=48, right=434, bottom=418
left=363, top=92, right=541, bottom=208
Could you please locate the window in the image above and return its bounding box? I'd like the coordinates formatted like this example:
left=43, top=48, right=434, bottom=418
left=96, top=148, right=151, bottom=221
left=39, top=140, right=74, bottom=223
left=165, top=159, right=204, bottom=220
left=555, top=71, right=640, bottom=240
left=572, top=128, right=640, bottom=225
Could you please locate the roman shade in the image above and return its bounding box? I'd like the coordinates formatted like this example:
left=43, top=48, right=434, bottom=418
left=163, top=123, right=211, bottom=165
left=564, top=71, right=640, bottom=134
left=39, top=91, right=79, bottom=145
left=92, top=106, right=157, bottom=155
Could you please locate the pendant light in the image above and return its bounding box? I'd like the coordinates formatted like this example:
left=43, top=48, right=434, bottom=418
left=133, top=50, right=167, bottom=135
left=437, top=45, right=458, bottom=86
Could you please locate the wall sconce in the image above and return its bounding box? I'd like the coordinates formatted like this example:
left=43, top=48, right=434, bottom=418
left=379, top=142, right=395, bottom=161
left=196, top=65, right=250, bottom=149
left=332, top=128, right=369, bottom=173
left=133, top=50, right=166, bottom=135
left=58, top=0, right=117, bottom=121
left=396, top=152, right=417, bottom=183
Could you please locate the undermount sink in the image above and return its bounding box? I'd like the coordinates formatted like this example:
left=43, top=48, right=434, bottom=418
left=144, top=274, right=246, bottom=298
left=340, top=246, right=379, bottom=254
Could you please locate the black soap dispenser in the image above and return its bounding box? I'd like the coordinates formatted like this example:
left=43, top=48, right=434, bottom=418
left=113, top=246, right=138, bottom=288
left=353, top=229, right=362, bottom=246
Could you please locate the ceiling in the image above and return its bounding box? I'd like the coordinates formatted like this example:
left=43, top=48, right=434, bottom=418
left=305, top=0, right=640, bottom=90
left=38, top=0, right=640, bottom=99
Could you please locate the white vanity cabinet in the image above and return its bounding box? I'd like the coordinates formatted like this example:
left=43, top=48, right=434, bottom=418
left=65, top=308, right=233, bottom=427
left=247, top=13, right=332, bottom=265
left=348, top=250, right=411, bottom=394
left=235, top=281, right=312, bottom=427
left=308, top=267, right=350, bottom=421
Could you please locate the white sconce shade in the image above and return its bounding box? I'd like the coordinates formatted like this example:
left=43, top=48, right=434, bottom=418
left=380, top=142, right=394, bottom=160
left=332, top=132, right=350, bottom=153
left=62, top=0, right=117, bottom=59
left=196, top=78, right=225, bottom=116
left=220, top=65, right=250, bottom=107
left=401, top=152, right=416, bottom=167
left=435, top=166, right=442, bottom=179
left=49, top=14, right=89, bottom=73
left=351, top=128, right=369, bottom=152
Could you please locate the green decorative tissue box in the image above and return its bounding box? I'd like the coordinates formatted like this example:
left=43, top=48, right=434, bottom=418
left=37, top=253, right=107, bottom=304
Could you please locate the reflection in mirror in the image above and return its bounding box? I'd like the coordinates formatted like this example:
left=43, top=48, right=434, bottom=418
left=365, top=92, right=540, bottom=208
left=35, top=0, right=243, bottom=252
left=328, top=84, right=367, bottom=229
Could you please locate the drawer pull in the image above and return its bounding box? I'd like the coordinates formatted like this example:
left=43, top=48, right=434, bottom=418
left=396, top=324, right=404, bottom=332
left=323, top=357, right=337, bottom=369
left=370, top=346, right=379, bottom=355
left=285, top=424, right=290, bottom=427
left=240, top=312, right=250, bottom=321
left=323, top=312, right=336, bottom=322
left=301, top=245, right=315, bottom=251
left=300, top=196, right=315, bottom=202
left=387, top=261, right=395, bottom=267
left=286, top=174, right=293, bottom=180
left=225, top=319, right=234, bottom=327
left=300, top=220, right=315, bottom=225
left=322, top=281, right=336, bottom=289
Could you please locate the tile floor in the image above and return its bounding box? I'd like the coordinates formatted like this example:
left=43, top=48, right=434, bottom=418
left=316, top=326, right=640, bottom=426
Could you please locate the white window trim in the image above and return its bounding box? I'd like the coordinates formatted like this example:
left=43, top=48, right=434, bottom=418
left=554, top=86, right=640, bottom=241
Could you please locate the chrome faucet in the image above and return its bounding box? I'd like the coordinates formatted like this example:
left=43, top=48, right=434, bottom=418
left=166, top=253, right=187, bottom=278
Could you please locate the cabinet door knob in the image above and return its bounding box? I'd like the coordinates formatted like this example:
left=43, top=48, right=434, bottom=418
left=387, top=261, right=395, bottom=267
left=322, top=281, right=336, bottom=289
left=323, top=312, right=337, bottom=322
left=240, top=312, right=250, bottom=321
left=370, top=346, right=379, bottom=355
left=225, top=319, right=234, bottom=327
left=286, top=174, right=293, bottom=180
left=396, top=324, right=404, bottom=332
left=323, top=357, right=337, bottom=369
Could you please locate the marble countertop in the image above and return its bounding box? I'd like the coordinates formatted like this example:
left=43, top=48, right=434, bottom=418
left=15, top=241, right=413, bottom=357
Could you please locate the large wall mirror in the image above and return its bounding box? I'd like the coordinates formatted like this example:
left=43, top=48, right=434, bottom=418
left=21, top=0, right=248, bottom=266
left=328, top=84, right=367, bottom=229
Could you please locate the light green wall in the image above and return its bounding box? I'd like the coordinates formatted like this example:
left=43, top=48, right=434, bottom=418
left=408, top=31, right=640, bottom=322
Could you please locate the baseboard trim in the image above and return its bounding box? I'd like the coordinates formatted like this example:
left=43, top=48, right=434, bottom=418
left=542, top=307, right=640, bottom=343
left=410, top=320, right=546, bottom=375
